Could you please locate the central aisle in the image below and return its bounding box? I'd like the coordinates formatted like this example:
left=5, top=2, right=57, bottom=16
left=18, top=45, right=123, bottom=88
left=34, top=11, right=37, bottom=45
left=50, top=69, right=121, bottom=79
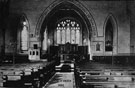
left=44, top=72, right=76, bottom=88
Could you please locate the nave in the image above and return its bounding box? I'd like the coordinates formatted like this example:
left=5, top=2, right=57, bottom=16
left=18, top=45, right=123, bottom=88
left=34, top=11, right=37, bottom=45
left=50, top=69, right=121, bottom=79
left=1, top=0, right=135, bottom=88
left=0, top=59, right=135, bottom=88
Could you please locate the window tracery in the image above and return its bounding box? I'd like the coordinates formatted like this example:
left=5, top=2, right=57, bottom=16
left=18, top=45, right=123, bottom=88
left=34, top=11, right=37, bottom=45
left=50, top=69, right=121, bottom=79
left=56, top=19, right=81, bottom=45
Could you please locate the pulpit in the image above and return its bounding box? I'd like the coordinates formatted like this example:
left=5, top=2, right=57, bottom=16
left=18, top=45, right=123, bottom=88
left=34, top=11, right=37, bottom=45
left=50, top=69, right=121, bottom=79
left=28, top=48, right=40, bottom=61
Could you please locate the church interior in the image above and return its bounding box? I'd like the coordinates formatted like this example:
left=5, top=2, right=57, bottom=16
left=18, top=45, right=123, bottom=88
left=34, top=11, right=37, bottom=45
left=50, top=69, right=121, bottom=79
left=1, top=0, right=135, bottom=88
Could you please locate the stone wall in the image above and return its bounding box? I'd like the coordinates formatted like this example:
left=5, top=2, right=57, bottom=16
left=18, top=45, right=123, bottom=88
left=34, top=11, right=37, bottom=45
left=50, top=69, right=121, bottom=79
left=3, top=0, right=131, bottom=56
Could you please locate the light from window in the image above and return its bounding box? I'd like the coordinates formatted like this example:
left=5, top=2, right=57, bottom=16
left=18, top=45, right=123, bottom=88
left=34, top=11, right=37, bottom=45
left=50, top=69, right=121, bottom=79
left=76, top=29, right=80, bottom=44
left=71, top=29, right=75, bottom=44
left=56, top=19, right=80, bottom=45
left=43, top=30, right=47, bottom=50
left=57, top=28, right=61, bottom=44
left=62, top=29, right=66, bottom=44
left=21, top=25, right=28, bottom=50
left=66, top=27, right=70, bottom=43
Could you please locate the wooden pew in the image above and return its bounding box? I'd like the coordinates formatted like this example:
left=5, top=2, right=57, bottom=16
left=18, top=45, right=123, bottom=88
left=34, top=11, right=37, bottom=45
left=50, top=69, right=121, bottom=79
left=78, top=69, right=135, bottom=88
left=0, top=60, right=56, bottom=88
left=76, top=63, right=135, bottom=88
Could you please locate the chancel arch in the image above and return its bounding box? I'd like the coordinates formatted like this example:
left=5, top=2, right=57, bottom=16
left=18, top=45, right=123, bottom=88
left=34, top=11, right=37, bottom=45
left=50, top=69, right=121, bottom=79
left=36, top=0, right=97, bottom=39
left=37, top=0, right=97, bottom=60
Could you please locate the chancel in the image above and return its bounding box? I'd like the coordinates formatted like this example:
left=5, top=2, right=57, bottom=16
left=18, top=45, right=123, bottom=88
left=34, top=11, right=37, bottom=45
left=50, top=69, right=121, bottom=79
left=0, top=0, right=135, bottom=88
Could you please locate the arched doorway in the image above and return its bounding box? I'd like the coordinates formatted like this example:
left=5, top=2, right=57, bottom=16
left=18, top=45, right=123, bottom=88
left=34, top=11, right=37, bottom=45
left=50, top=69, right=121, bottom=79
left=36, top=0, right=97, bottom=60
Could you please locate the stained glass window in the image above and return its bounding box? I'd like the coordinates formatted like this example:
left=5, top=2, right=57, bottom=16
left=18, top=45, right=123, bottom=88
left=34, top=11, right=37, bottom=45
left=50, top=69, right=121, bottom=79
left=105, top=19, right=113, bottom=51
left=66, top=27, right=70, bottom=43
left=62, top=29, right=66, bottom=44
left=21, top=22, right=28, bottom=50
left=71, top=28, right=75, bottom=44
left=43, top=30, right=47, bottom=50
left=56, top=19, right=80, bottom=45
left=57, top=27, right=61, bottom=44
left=76, top=29, right=80, bottom=44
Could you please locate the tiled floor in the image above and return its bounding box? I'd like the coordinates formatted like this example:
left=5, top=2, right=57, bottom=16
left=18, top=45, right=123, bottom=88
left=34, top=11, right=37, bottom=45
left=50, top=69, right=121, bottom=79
left=44, top=72, right=75, bottom=88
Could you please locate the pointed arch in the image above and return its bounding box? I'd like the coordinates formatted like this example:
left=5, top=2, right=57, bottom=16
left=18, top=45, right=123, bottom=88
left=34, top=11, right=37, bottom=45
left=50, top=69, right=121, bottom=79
left=18, top=14, right=29, bottom=53
left=104, top=13, right=118, bottom=53
left=35, top=0, right=97, bottom=39
left=36, top=0, right=97, bottom=58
